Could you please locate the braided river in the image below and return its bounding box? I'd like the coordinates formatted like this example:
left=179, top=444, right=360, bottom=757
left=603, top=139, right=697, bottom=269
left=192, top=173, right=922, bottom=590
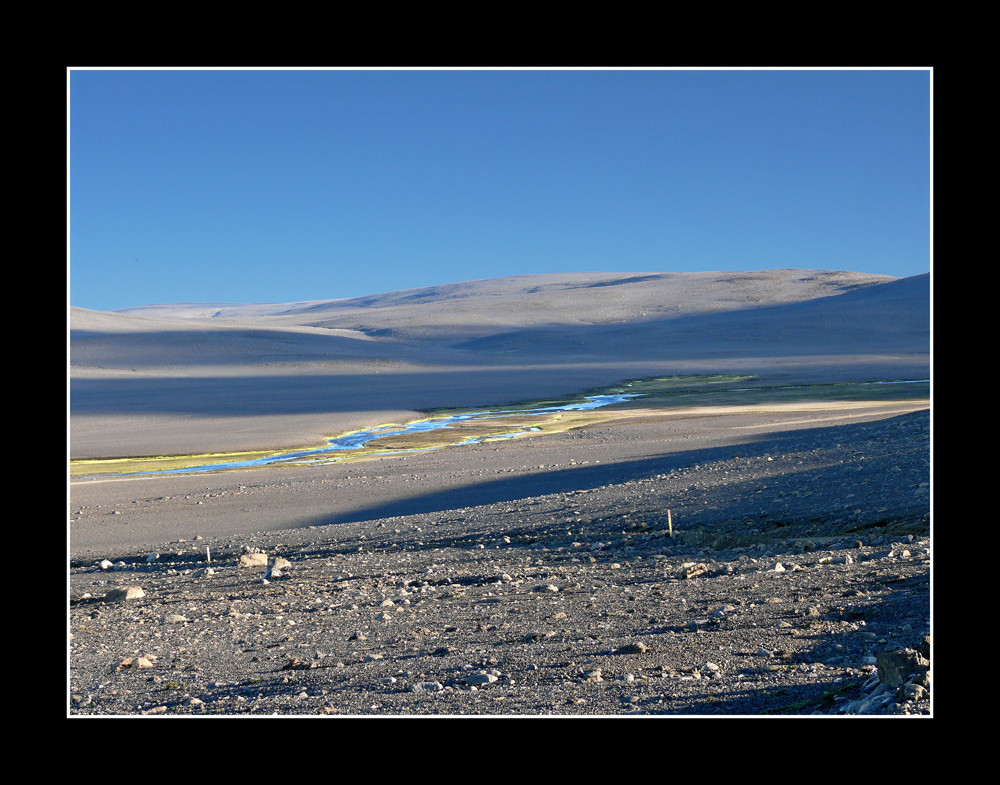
left=123, top=391, right=644, bottom=477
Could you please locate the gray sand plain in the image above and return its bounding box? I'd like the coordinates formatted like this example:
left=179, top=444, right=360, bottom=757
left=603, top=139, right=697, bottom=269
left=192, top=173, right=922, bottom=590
left=69, top=269, right=931, bottom=716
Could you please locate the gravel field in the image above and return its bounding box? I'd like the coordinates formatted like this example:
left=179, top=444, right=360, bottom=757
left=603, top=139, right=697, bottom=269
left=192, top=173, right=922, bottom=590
left=69, top=402, right=931, bottom=716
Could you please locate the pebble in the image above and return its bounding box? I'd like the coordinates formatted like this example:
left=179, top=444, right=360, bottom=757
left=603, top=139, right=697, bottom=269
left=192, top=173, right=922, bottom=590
left=617, top=641, right=650, bottom=654
left=104, top=586, right=145, bottom=602
left=238, top=553, right=267, bottom=568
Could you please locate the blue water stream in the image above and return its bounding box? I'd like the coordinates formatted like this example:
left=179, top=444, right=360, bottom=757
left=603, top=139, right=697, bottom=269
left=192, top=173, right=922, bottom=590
left=105, top=378, right=927, bottom=477
left=131, top=391, right=644, bottom=476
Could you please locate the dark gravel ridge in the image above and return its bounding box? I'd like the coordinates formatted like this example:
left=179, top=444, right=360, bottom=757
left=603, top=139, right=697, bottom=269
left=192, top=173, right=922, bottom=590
left=69, top=410, right=931, bottom=716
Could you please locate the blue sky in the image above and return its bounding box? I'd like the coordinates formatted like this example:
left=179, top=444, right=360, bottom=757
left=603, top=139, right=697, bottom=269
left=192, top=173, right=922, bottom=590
left=69, top=68, right=931, bottom=311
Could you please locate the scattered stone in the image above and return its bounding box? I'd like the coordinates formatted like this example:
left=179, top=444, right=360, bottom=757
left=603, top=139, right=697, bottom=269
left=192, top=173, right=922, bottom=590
left=116, top=655, right=154, bottom=670
left=238, top=552, right=267, bottom=568
left=104, top=586, right=145, bottom=602
left=899, top=682, right=926, bottom=701
left=875, top=647, right=929, bottom=687
left=680, top=562, right=708, bottom=579
left=282, top=658, right=316, bottom=670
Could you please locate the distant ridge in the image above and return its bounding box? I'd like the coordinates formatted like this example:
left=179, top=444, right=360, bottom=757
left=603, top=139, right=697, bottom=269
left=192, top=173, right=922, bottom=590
left=105, top=269, right=901, bottom=330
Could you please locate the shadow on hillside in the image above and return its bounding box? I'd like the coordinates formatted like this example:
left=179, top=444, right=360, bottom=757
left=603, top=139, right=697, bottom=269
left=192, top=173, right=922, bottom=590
left=71, top=272, right=929, bottom=375
left=69, top=326, right=405, bottom=367
left=456, top=275, right=929, bottom=357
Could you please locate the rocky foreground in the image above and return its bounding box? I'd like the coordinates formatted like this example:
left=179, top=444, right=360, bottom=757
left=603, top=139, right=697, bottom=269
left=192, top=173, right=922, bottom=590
left=69, top=409, right=931, bottom=717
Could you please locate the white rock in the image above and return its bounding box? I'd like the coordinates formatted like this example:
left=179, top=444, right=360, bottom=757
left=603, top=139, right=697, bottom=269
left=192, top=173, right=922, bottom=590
left=239, top=552, right=267, bottom=568
left=105, top=586, right=145, bottom=602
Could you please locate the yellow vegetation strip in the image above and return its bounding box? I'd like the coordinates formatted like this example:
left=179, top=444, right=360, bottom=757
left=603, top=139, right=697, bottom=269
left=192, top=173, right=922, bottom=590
left=70, top=449, right=289, bottom=478
left=70, top=398, right=928, bottom=479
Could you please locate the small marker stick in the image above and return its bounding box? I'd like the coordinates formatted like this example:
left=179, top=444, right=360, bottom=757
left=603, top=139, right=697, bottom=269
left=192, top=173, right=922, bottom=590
left=206, top=546, right=211, bottom=563
left=667, top=509, right=673, bottom=538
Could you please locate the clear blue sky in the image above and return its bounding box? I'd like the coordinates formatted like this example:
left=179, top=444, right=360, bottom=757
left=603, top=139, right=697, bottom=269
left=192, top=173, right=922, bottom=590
left=69, top=68, right=931, bottom=311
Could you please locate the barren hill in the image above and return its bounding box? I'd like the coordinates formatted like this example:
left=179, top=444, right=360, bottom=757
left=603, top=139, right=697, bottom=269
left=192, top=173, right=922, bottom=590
left=70, top=269, right=929, bottom=459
